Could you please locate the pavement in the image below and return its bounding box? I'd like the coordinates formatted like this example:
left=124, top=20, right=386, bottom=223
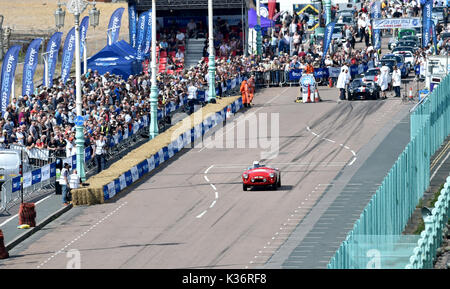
left=0, top=80, right=418, bottom=268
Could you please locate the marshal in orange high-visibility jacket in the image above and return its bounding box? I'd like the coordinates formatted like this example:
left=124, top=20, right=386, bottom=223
left=240, top=77, right=250, bottom=107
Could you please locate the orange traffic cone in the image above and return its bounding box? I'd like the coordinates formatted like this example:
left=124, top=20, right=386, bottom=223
left=409, top=87, right=413, bottom=99
left=0, top=229, right=9, bottom=259
left=226, top=107, right=232, bottom=119
left=329, top=78, right=333, bottom=88
left=315, top=88, right=320, bottom=103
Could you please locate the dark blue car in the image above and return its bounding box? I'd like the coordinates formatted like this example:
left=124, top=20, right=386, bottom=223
left=381, top=54, right=408, bottom=77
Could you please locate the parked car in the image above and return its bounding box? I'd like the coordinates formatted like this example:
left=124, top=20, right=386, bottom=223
left=393, top=50, right=415, bottom=72
left=0, top=150, right=30, bottom=188
left=382, top=54, right=408, bottom=77
left=347, top=78, right=381, bottom=100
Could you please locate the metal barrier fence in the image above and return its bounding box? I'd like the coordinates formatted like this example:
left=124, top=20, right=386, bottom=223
left=327, top=72, right=450, bottom=269
left=406, top=175, right=450, bottom=269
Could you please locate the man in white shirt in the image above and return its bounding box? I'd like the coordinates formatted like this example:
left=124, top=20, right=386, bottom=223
left=187, top=83, right=199, bottom=114
left=69, top=169, right=81, bottom=190
left=94, top=134, right=106, bottom=173
left=60, top=163, right=71, bottom=205
left=187, top=19, right=197, bottom=38
left=392, top=65, right=402, bottom=98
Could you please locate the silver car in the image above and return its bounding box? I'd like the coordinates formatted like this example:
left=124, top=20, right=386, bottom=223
left=0, top=150, right=30, bottom=187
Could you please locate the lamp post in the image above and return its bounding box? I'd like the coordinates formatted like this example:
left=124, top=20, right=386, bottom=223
left=207, top=0, right=216, bottom=103
left=256, top=0, right=262, bottom=55
left=149, top=0, right=159, bottom=139
left=54, top=0, right=100, bottom=182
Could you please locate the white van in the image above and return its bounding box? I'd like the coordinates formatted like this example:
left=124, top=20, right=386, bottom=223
left=0, top=150, right=30, bottom=187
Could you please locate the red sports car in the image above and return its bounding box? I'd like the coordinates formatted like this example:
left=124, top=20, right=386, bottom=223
left=242, top=164, right=281, bottom=191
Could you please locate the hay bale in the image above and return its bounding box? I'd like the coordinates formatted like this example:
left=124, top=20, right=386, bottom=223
left=75, top=95, right=240, bottom=205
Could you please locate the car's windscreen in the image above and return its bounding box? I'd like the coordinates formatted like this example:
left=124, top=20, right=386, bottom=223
left=0, top=153, right=20, bottom=170
left=351, top=79, right=364, bottom=86
left=365, top=70, right=379, bottom=76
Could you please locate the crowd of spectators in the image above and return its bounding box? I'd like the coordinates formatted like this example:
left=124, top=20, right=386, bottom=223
left=2, top=0, right=450, bottom=163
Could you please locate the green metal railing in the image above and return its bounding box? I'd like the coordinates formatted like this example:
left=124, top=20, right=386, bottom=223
left=327, top=74, right=450, bottom=269
left=405, top=176, right=450, bottom=269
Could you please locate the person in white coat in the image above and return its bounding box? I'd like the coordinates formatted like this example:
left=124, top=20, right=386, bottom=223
left=392, top=65, right=402, bottom=98
left=377, top=65, right=390, bottom=99
left=336, top=67, right=350, bottom=100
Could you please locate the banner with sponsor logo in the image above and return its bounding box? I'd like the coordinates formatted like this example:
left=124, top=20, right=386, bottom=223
left=144, top=9, right=152, bottom=55
left=0, top=45, right=20, bottom=114
left=431, top=20, right=437, bottom=53
left=22, top=38, right=42, bottom=96
left=422, top=0, right=432, bottom=48
left=80, top=16, right=89, bottom=59
left=322, top=22, right=336, bottom=62
left=371, top=1, right=382, bottom=50
left=108, top=7, right=125, bottom=45
left=43, top=31, right=63, bottom=87
left=372, top=18, right=421, bottom=29
left=136, top=11, right=149, bottom=60
left=288, top=69, right=303, bottom=81
left=60, top=27, right=76, bottom=84
left=128, top=4, right=137, bottom=48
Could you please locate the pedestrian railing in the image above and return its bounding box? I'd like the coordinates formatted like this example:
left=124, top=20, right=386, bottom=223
left=327, top=71, right=450, bottom=269
left=405, top=175, right=450, bottom=269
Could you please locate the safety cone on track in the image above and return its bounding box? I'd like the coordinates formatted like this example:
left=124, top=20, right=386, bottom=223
left=329, top=78, right=333, bottom=88
left=315, top=88, right=320, bottom=103
left=226, top=107, right=232, bottom=119
left=0, top=229, right=9, bottom=259
left=409, top=87, right=413, bottom=99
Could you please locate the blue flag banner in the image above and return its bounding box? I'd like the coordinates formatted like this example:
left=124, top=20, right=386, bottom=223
left=60, top=27, right=76, bottom=84
left=80, top=16, right=89, bottom=59
left=22, top=38, right=42, bottom=96
left=422, top=0, right=432, bottom=48
left=322, top=22, right=336, bottom=62
left=431, top=21, right=437, bottom=54
left=43, top=31, right=63, bottom=87
left=128, top=4, right=138, bottom=48
left=288, top=69, right=303, bottom=82
left=108, top=7, right=125, bottom=45
left=136, top=11, right=149, bottom=59
left=0, top=45, right=20, bottom=114
left=371, top=1, right=382, bottom=50
left=144, top=9, right=152, bottom=55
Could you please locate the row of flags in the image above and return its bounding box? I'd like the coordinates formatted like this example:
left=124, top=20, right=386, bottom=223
left=0, top=7, right=126, bottom=115
left=128, top=4, right=153, bottom=60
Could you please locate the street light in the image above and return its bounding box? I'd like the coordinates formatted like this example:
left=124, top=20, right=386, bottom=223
left=207, top=0, right=216, bottom=103
left=149, top=0, right=159, bottom=139
left=54, top=0, right=100, bottom=182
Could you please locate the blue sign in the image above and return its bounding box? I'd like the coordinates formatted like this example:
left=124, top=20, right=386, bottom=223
left=288, top=69, right=303, bottom=81
left=75, top=115, right=84, bottom=126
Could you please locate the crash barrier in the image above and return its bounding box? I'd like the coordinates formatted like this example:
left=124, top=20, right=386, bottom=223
left=406, top=175, right=450, bottom=269
left=252, top=64, right=372, bottom=88
left=72, top=95, right=243, bottom=205
left=327, top=72, right=450, bottom=269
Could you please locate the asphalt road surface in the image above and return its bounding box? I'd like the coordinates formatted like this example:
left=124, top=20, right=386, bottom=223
left=0, top=81, right=415, bottom=268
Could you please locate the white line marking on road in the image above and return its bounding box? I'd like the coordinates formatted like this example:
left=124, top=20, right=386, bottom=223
left=36, top=202, right=127, bottom=269
left=204, top=175, right=210, bottom=182
left=215, top=192, right=219, bottom=199
left=205, top=165, right=214, bottom=174
left=196, top=210, right=207, bottom=218
left=0, top=194, right=53, bottom=228
left=430, top=149, right=450, bottom=181
left=209, top=200, right=217, bottom=208
left=306, top=127, right=357, bottom=166
left=210, top=183, right=217, bottom=191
